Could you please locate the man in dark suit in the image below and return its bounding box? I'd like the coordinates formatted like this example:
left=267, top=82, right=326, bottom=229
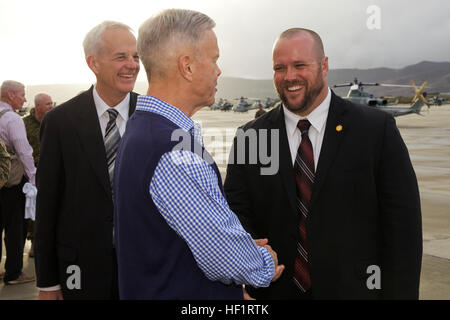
left=224, top=28, right=422, bottom=300
left=34, top=21, right=140, bottom=300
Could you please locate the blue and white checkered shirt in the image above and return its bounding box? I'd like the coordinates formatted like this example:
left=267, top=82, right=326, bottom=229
left=138, top=95, right=275, bottom=288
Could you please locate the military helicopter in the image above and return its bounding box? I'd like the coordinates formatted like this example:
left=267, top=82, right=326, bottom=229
left=369, top=80, right=430, bottom=117
left=333, top=78, right=402, bottom=106
left=209, top=98, right=233, bottom=111
left=209, top=101, right=220, bottom=110
left=262, top=97, right=279, bottom=109
left=334, top=78, right=430, bottom=117
left=232, top=97, right=279, bottom=112
left=232, top=97, right=255, bottom=112
left=426, top=92, right=449, bottom=106
left=219, top=99, right=233, bottom=111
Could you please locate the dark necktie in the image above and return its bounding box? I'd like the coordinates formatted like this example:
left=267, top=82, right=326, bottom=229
left=104, top=108, right=121, bottom=189
left=293, top=119, right=314, bottom=292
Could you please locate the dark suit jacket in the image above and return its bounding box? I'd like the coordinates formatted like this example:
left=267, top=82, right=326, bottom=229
left=224, top=92, right=422, bottom=299
left=34, top=86, right=138, bottom=299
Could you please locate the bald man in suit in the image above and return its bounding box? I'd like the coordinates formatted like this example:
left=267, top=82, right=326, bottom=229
left=224, top=28, right=422, bottom=300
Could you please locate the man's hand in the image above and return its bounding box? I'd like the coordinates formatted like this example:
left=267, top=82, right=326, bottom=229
left=264, top=244, right=284, bottom=282
left=243, top=287, right=255, bottom=300
left=254, top=238, right=268, bottom=247
left=255, top=238, right=284, bottom=282
left=254, top=238, right=284, bottom=282
left=38, top=290, right=64, bottom=300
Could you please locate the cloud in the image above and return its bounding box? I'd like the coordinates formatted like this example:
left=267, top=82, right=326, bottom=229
left=1, top=0, right=449, bottom=84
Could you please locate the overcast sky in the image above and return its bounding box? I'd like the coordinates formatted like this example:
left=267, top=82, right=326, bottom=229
left=1, top=0, right=449, bottom=85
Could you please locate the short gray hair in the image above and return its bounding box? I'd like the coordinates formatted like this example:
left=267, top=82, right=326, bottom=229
left=138, top=9, right=215, bottom=79
left=1, top=80, right=24, bottom=99
left=34, top=93, right=51, bottom=105
left=83, top=20, right=133, bottom=57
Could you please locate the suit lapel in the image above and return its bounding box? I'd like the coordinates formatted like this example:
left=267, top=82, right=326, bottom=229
left=269, top=106, right=298, bottom=215
left=310, top=92, right=347, bottom=208
left=73, top=86, right=111, bottom=196
left=129, top=92, right=138, bottom=117
left=72, top=87, right=138, bottom=197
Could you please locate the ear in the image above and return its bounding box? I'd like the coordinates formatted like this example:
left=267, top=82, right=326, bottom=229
left=321, top=56, right=329, bottom=76
left=86, top=55, right=100, bottom=74
left=178, top=54, right=193, bottom=82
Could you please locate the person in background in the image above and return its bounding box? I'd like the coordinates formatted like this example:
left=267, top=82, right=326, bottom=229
left=0, top=80, right=36, bottom=285
left=23, top=93, right=54, bottom=257
left=255, top=103, right=266, bottom=118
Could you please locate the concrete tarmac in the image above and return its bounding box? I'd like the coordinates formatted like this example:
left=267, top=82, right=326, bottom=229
left=1, top=103, right=449, bottom=300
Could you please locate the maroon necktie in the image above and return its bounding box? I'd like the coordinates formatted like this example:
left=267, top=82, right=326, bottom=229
left=293, top=119, right=314, bottom=292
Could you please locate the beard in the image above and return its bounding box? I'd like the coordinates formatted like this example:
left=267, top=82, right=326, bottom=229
left=276, top=67, right=325, bottom=115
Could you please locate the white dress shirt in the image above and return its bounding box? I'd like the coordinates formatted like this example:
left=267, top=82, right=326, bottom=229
left=93, top=85, right=130, bottom=137
left=283, top=87, right=331, bottom=170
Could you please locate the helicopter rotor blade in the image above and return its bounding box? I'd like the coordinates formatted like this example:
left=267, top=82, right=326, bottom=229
left=419, top=81, right=428, bottom=93
left=410, top=80, right=419, bottom=103
left=410, top=80, right=430, bottom=108
left=333, top=83, right=353, bottom=88
left=378, top=84, right=412, bottom=87
left=358, top=82, right=379, bottom=87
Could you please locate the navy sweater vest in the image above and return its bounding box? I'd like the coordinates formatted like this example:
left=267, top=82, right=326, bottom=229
left=114, top=110, right=242, bottom=299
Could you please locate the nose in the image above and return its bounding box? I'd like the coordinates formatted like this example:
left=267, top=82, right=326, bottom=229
left=217, top=65, right=222, bottom=77
left=284, top=65, right=297, bottom=81
left=125, top=56, right=139, bottom=70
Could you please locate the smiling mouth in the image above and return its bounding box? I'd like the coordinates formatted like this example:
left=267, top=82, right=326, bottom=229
left=119, top=74, right=135, bottom=79
left=286, top=85, right=304, bottom=92
left=284, top=83, right=307, bottom=95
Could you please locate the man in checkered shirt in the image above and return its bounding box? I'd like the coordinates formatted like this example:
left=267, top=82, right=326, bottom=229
left=113, top=9, right=284, bottom=299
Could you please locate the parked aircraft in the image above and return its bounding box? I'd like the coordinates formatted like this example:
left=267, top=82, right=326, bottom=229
left=371, top=81, right=429, bottom=117
left=333, top=78, right=401, bottom=106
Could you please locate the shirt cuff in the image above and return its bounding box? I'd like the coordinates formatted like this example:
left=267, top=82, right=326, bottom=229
left=37, top=285, right=61, bottom=291
left=257, top=246, right=276, bottom=287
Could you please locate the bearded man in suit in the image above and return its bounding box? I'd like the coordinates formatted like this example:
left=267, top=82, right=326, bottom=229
left=224, top=28, right=422, bottom=300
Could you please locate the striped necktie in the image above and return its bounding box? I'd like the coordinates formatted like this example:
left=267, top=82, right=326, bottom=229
left=104, top=108, right=121, bottom=189
left=293, top=119, right=314, bottom=292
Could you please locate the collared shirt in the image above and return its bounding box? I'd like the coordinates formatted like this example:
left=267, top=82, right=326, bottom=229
left=0, top=101, right=36, bottom=185
left=138, top=95, right=275, bottom=288
left=93, top=85, right=130, bottom=137
left=283, top=87, right=331, bottom=170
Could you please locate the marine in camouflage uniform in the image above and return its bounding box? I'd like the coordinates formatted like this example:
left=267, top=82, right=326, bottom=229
left=0, top=140, right=11, bottom=188
left=23, top=108, right=41, bottom=249
left=23, top=108, right=41, bottom=165
left=255, top=104, right=267, bottom=118
left=23, top=94, right=53, bottom=255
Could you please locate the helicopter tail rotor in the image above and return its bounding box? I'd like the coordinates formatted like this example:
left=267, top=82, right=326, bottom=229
left=410, top=80, right=430, bottom=109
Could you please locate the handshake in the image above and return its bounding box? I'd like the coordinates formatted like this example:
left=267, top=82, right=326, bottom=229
left=244, top=238, right=284, bottom=300
left=255, top=238, right=285, bottom=282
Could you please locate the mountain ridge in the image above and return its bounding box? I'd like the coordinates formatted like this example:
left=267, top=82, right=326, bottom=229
left=24, top=61, right=450, bottom=105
